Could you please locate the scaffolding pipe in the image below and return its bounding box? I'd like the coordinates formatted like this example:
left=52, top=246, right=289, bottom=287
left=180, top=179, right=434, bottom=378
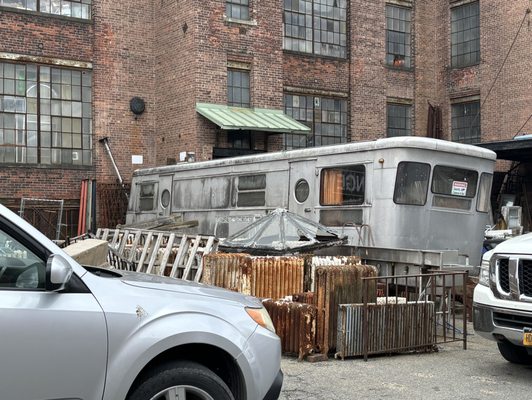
left=99, top=137, right=129, bottom=200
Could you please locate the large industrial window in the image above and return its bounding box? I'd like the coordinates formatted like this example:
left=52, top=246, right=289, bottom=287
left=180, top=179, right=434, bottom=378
left=226, top=0, right=249, bottom=20
left=0, top=0, right=92, bottom=19
left=393, top=162, right=430, bottom=206
left=0, top=62, right=92, bottom=165
left=320, top=165, right=365, bottom=206
left=451, top=100, right=480, bottom=144
left=386, top=5, right=411, bottom=68
left=451, top=1, right=480, bottom=68
left=283, top=0, right=347, bottom=58
left=387, top=103, right=412, bottom=137
left=284, top=94, right=347, bottom=149
left=227, top=69, right=250, bottom=108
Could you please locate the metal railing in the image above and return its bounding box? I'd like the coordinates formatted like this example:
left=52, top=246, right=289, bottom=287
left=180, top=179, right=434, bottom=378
left=336, top=271, right=468, bottom=360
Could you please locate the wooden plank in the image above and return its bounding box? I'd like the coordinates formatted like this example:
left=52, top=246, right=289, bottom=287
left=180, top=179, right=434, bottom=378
left=95, top=228, right=102, bottom=239
left=194, top=236, right=215, bottom=282
left=136, top=231, right=154, bottom=273
left=128, top=230, right=143, bottom=265
left=101, top=228, right=110, bottom=241
left=110, top=229, right=120, bottom=248
left=169, top=235, right=189, bottom=279
left=182, top=235, right=202, bottom=281
left=117, top=229, right=130, bottom=257
left=146, top=233, right=164, bottom=275
left=158, top=233, right=176, bottom=276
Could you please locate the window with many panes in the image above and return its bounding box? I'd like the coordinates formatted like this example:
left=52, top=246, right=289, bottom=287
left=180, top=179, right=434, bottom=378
left=387, top=103, right=412, bottom=137
left=283, top=0, right=347, bottom=58
left=0, top=62, right=92, bottom=165
left=0, top=0, right=92, bottom=19
left=386, top=4, right=411, bottom=68
left=451, top=100, right=480, bottom=144
left=451, top=1, right=480, bottom=68
left=284, top=94, right=347, bottom=149
left=227, top=69, right=250, bottom=108
left=226, top=0, right=249, bottom=20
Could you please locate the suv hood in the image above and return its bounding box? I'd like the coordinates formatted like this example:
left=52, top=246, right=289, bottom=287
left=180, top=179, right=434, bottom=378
left=87, top=267, right=261, bottom=308
left=490, top=232, right=532, bottom=254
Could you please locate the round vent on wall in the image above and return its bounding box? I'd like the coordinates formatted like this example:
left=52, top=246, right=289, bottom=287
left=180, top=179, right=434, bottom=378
left=130, top=97, right=146, bottom=115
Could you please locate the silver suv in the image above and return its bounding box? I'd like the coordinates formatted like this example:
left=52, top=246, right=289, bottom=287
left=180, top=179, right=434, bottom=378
left=0, top=204, right=282, bottom=400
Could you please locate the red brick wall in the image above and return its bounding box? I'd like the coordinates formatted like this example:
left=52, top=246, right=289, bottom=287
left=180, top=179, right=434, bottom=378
left=92, top=0, right=157, bottom=183
left=480, top=2, right=531, bottom=142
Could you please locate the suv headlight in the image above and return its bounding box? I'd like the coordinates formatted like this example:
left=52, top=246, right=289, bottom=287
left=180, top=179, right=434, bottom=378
left=478, top=258, right=490, bottom=286
left=246, top=307, right=276, bottom=333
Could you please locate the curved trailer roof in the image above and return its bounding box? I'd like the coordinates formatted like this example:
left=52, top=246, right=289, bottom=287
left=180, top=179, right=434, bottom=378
left=133, top=137, right=497, bottom=177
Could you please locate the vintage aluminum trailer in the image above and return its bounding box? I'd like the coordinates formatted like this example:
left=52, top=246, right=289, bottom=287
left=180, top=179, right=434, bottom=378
left=126, top=137, right=496, bottom=267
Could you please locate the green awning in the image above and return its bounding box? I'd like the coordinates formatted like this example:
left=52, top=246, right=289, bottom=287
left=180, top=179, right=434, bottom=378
left=196, top=103, right=311, bottom=134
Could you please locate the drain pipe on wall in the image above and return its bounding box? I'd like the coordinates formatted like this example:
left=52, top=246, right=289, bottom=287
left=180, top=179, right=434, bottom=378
left=99, top=137, right=129, bottom=200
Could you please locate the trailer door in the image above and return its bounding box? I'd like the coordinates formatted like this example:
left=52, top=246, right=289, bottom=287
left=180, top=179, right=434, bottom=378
left=158, top=174, right=173, bottom=217
left=289, top=159, right=317, bottom=221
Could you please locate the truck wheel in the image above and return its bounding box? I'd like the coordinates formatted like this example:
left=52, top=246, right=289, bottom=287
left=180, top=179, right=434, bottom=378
left=128, top=361, right=235, bottom=400
left=497, top=341, right=532, bottom=365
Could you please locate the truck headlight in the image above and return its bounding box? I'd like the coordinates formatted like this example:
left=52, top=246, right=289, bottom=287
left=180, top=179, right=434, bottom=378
left=246, top=307, right=276, bottom=333
left=478, top=258, right=490, bottom=286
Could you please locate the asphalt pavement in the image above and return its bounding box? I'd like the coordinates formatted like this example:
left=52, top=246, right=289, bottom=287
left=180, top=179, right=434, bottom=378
left=279, top=323, right=531, bottom=400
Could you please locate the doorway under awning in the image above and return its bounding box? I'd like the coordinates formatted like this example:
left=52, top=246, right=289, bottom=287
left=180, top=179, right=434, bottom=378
left=476, top=136, right=532, bottom=162
left=196, top=103, right=312, bottom=134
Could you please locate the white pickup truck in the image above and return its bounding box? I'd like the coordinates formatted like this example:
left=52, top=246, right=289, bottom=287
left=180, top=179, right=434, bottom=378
left=473, top=233, right=532, bottom=364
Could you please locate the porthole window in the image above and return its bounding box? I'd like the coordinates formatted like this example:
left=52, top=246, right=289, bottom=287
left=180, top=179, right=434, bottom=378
left=161, top=189, right=171, bottom=208
left=295, top=179, right=310, bottom=203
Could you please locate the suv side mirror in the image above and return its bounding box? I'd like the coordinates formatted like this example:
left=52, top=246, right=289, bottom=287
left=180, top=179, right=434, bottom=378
left=46, top=254, right=73, bottom=291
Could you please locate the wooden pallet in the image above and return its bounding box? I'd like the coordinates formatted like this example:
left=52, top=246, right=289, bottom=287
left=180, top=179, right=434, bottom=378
left=95, top=228, right=217, bottom=282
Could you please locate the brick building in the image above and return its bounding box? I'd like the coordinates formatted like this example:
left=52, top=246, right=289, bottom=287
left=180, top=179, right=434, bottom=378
left=0, top=0, right=530, bottom=237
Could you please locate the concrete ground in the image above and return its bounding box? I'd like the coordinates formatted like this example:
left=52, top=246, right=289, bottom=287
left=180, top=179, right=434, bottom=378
left=279, top=324, right=531, bottom=400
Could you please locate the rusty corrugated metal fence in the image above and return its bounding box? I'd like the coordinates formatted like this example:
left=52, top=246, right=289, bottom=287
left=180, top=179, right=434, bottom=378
left=202, top=253, right=304, bottom=298
left=336, top=302, right=436, bottom=359
left=262, top=299, right=316, bottom=360
left=313, top=264, right=378, bottom=354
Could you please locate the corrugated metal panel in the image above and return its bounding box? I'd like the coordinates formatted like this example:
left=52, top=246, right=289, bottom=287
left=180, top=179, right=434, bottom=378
left=336, top=302, right=436, bottom=359
left=262, top=299, right=316, bottom=360
left=304, top=255, right=362, bottom=291
left=202, top=253, right=304, bottom=298
left=314, top=264, right=378, bottom=355
left=196, top=103, right=311, bottom=134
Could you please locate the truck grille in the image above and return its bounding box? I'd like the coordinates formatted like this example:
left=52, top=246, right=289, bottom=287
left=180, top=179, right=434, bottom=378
left=518, top=260, right=532, bottom=297
left=498, top=259, right=510, bottom=293
left=494, top=256, right=532, bottom=301
left=493, top=312, right=532, bottom=330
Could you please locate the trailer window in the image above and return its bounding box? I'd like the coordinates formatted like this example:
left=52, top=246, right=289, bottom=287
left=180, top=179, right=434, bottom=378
left=394, top=162, right=430, bottom=206
left=477, top=173, right=493, bottom=213
left=139, top=183, right=156, bottom=211
left=237, top=174, right=266, bottom=207
left=320, top=165, right=365, bottom=206
left=431, top=166, right=477, bottom=198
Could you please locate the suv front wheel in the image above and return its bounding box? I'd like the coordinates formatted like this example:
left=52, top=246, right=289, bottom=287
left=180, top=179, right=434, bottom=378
left=497, top=341, right=532, bottom=365
left=128, top=361, right=235, bottom=400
